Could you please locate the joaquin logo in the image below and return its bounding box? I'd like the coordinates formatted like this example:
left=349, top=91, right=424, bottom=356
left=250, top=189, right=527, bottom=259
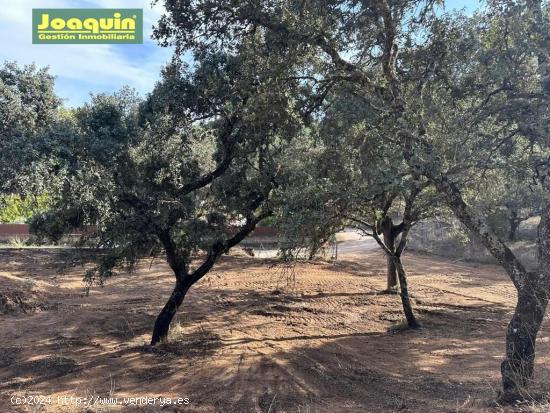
left=32, top=9, right=143, bottom=44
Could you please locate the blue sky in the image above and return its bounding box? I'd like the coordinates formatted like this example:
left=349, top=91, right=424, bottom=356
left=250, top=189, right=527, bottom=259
left=0, top=0, right=483, bottom=107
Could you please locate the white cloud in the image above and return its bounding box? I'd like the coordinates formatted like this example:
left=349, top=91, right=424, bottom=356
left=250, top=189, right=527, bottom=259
left=0, top=0, right=173, bottom=105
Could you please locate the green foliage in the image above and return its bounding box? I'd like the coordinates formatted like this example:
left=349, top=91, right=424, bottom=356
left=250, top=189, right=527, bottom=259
left=0, top=194, right=49, bottom=223
left=32, top=39, right=308, bottom=285
left=0, top=61, right=61, bottom=195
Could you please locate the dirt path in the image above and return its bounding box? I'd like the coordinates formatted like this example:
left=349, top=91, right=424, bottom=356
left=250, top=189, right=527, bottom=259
left=0, top=247, right=548, bottom=412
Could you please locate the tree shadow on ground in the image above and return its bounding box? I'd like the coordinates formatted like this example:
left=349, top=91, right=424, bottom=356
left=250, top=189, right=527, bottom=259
left=176, top=305, right=547, bottom=413
left=1, top=249, right=548, bottom=413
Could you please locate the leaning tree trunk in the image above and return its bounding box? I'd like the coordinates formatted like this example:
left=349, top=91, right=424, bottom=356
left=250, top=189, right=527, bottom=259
left=381, top=217, right=398, bottom=291
left=500, top=283, right=548, bottom=399
left=150, top=209, right=268, bottom=345
left=373, top=220, right=420, bottom=329
left=392, top=255, right=420, bottom=329
left=500, top=184, right=550, bottom=396
left=431, top=175, right=549, bottom=398
left=151, top=277, right=192, bottom=345
left=499, top=200, right=550, bottom=398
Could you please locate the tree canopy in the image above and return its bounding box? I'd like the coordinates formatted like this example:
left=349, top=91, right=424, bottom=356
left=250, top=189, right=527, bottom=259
left=0, top=62, right=61, bottom=204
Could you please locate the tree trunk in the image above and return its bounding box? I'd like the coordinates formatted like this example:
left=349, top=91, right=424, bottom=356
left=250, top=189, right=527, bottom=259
left=151, top=278, right=191, bottom=345
left=381, top=217, right=398, bottom=291
left=151, top=198, right=268, bottom=346
left=500, top=184, right=550, bottom=396
left=393, top=256, right=420, bottom=329
left=509, top=211, right=520, bottom=242
left=431, top=175, right=549, bottom=398
left=500, top=284, right=548, bottom=399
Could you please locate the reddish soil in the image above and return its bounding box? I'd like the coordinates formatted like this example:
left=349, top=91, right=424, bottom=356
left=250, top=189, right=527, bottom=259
left=0, top=248, right=548, bottom=412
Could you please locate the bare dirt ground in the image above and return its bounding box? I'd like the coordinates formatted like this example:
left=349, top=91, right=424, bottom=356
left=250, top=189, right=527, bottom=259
left=0, top=246, right=549, bottom=413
